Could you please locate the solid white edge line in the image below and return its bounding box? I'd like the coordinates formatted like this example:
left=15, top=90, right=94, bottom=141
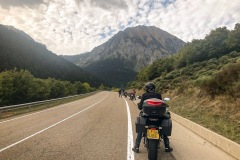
left=0, top=93, right=109, bottom=153
left=124, top=99, right=135, bottom=160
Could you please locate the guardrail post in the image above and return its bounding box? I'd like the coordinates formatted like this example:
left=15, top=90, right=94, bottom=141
left=29, top=105, right=32, bottom=111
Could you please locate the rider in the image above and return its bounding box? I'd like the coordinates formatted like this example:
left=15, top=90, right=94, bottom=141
left=132, top=82, right=173, bottom=153
left=118, top=89, right=122, bottom=97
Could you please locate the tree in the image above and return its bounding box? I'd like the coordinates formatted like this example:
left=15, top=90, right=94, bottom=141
left=83, top=82, right=91, bottom=93
left=0, top=69, right=34, bottom=105
left=27, top=78, right=50, bottom=101
left=98, top=84, right=105, bottom=90
left=74, top=81, right=86, bottom=94
left=47, top=78, right=67, bottom=98
left=204, top=27, right=230, bottom=58
left=228, top=23, right=240, bottom=52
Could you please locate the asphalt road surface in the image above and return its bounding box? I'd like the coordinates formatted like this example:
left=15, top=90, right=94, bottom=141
left=0, top=91, right=237, bottom=160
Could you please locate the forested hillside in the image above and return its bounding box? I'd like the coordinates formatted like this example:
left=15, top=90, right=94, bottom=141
left=130, top=24, right=240, bottom=144
left=134, top=24, right=240, bottom=84
left=0, top=24, right=103, bottom=87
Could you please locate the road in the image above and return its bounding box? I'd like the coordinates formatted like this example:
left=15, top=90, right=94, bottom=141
left=0, top=91, right=237, bottom=160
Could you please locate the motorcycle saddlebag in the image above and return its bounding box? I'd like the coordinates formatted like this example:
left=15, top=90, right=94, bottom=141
left=161, top=119, right=172, bottom=136
left=135, top=116, right=146, bottom=133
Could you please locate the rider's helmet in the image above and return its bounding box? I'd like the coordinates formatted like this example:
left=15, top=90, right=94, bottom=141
left=145, top=82, right=156, bottom=92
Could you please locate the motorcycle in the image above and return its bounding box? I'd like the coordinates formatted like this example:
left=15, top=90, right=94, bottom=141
left=124, top=92, right=128, bottom=98
left=129, top=92, right=135, bottom=101
left=135, top=98, right=172, bottom=160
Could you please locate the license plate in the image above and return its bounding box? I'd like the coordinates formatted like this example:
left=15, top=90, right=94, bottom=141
left=147, top=129, right=159, bottom=139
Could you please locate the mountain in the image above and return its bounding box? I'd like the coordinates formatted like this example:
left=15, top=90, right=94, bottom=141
left=63, top=26, right=185, bottom=87
left=0, top=24, right=103, bottom=87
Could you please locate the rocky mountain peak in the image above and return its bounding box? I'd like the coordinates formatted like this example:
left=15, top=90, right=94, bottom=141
left=64, top=25, right=185, bottom=86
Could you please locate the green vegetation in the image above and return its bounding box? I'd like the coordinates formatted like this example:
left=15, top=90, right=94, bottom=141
left=0, top=69, right=100, bottom=107
left=129, top=24, right=240, bottom=144
left=135, top=24, right=240, bottom=83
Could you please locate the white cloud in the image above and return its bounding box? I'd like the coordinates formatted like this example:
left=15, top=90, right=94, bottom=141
left=0, top=0, right=239, bottom=55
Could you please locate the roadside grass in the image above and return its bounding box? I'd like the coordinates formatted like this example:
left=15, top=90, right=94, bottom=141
left=0, top=92, right=97, bottom=119
left=164, top=88, right=240, bottom=144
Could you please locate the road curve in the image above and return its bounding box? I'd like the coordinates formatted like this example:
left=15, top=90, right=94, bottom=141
left=0, top=91, right=237, bottom=160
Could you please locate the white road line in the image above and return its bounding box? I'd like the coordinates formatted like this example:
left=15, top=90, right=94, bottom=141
left=0, top=93, right=109, bottom=153
left=0, top=92, right=103, bottom=124
left=124, top=99, right=135, bottom=160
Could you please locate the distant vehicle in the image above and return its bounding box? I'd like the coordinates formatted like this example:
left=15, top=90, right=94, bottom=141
left=124, top=92, right=128, bottom=97
left=129, top=92, right=135, bottom=101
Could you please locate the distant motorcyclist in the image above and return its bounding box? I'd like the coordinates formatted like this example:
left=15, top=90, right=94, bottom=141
left=124, top=91, right=128, bottom=97
left=118, top=89, right=122, bottom=97
left=119, top=88, right=125, bottom=97
left=132, top=82, right=173, bottom=153
left=129, top=88, right=136, bottom=100
left=132, top=88, right=136, bottom=100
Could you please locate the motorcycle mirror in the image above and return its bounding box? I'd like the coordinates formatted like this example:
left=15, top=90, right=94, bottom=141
left=164, top=97, right=170, bottom=101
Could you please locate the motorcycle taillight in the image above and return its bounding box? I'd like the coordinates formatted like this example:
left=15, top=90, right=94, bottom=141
left=146, top=99, right=163, bottom=106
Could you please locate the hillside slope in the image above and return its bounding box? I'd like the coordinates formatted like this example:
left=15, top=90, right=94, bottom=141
left=131, top=24, right=240, bottom=144
left=0, top=24, right=103, bottom=87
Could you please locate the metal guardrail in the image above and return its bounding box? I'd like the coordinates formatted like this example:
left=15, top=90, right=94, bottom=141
left=0, top=92, right=95, bottom=117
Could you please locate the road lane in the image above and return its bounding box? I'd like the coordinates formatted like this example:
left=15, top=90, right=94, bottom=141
left=0, top=92, right=109, bottom=150
left=0, top=92, right=120, bottom=159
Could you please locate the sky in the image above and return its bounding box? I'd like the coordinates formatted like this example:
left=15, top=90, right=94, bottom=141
left=0, top=0, right=239, bottom=55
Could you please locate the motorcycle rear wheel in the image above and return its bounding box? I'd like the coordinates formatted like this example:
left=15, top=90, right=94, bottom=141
left=148, top=139, right=158, bottom=160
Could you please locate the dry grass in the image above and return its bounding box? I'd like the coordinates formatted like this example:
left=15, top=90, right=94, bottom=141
left=164, top=87, right=240, bottom=144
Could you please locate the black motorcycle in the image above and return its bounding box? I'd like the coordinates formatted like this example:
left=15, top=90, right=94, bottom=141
left=124, top=92, right=128, bottom=98
left=135, top=98, right=172, bottom=160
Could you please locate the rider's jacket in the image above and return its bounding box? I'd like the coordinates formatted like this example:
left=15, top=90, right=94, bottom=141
left=138, top=92, right=162, bottom=110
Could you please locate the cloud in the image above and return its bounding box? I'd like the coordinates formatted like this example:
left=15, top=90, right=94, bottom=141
left=0, top=0, right=44, bottom=9
left=79, top=0, right=128, bottom=10
left=0, top=0, right=239, bottom=55
left=147, top=0, right=240, bottom=41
